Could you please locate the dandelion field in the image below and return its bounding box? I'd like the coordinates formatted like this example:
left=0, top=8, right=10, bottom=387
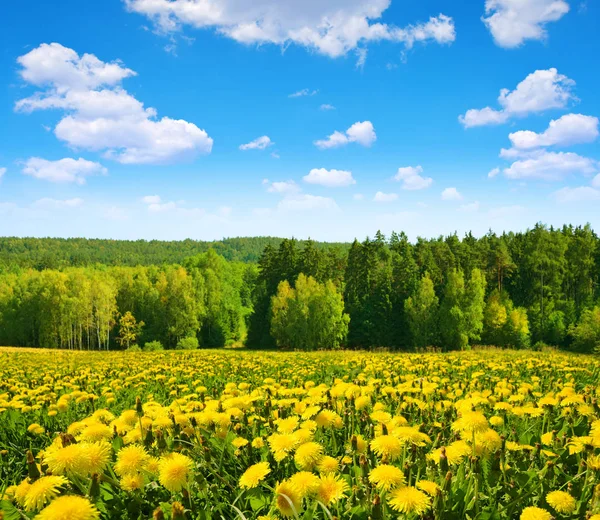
left=1, top=348, right=600, bottom=520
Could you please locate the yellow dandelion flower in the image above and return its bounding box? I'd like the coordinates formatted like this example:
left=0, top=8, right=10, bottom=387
left=388, top=486, right=431, bottom=515
left=274, top=480, right=302, bottom=518
left=416, top=480, right=440, bottom=496
left=24, top=476, right=68, bottom=512
left=43, top=444, right=87, bottom=478
left=35, top=495, right=100, bottom=520
left=368, top=464, right=405, bottom=491
left=80, top=441, right=111, bottom=475
left=546, top=490, right=576, bottom=514
left=317, top=456, right=339, bottom=474
left=294, top=442, right=323, bottom=470
left=27, top=423, right=45, bottom=435
left=252, top=437, right=265, bottom=449
left=370, top=435, right=402, bottom=461
left=288, top=471, right=320, bottom=498
left=120, top=473, right=145, bottom=492
left=316, top=474, right=348, bottom=506
left=268, top=433, right=298, bottom=462
left=14, top=479, right=32, bottom=508
left=115, top=445, right=150, bottom=477
left=452, top=411, right=489, bottom=434
left=79, top=423, right=113, bottom=442
left=239, top=462, right=270, bottom=489
left=520, top=506, right=552, bottom=520
left=277, top=416, right=300, bottom=434
left=158, top=453, right=193, bottom=492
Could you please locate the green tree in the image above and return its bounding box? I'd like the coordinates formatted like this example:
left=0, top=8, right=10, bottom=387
left=568, top=306, right=600, bottom=353
left=116, top=311, right=144, bottom=350
left=405, top=273, right=439, bottom=349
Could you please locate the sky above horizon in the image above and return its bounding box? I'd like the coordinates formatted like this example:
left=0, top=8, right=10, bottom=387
left=1, top=0, right=599, bottom=242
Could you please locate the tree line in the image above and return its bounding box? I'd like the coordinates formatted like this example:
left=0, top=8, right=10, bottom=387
left=0, top=223, right=599, bottom=352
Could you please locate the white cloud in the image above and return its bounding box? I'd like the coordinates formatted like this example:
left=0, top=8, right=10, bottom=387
left=0, top=167, right=6, bottom=180
left=554, top=186, right=600, bottom=203
left=16, top=43, right=213, bottom=164
left=483, top=0, right=569, bottom=48
left=320, top=104, right=336, bottom=111
left=303, top=168, right=356, bottom=187
left=21, top=157, right=106, bottom=184
left=509, top=114, right=599, bottom=149
left=125, top=1, right=455, bottom=60
left=593, top=174, right=600, bottom=188
left=441, top=187, right=463, bottom=201
left=488, top=167, right=501, bottom=178
left=459, top=68, right=575, bottom=128
left=353, top=193, right=364, bottom=200
left=239, top=135, right=274, bottom=150
left=315, top=121, right=376, bottom=149
left=374, top=191, right=398, bottom=202
left=148, top=201, right=178, bottom=213
left=458, top=201, right=480, bottom=212
left=32, top=198, right=84, bottom=210
left=289, top=88, right=318, bottom=98
left=264, top=179, right=301, bottom=194
left=278, top=194, right=338, bottom=211
left=218, top=206, right=233, bottom=217
left=393, top=165, right=433, bottom=190
left=503, top=151, right=598, bottom=181
left=488, top=205, right=526, bottom=219
left=142, top=195, right=161, bottom=204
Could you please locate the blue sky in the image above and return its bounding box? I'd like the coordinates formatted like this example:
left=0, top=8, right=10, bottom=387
left=0, top=0, right=599, bottom=242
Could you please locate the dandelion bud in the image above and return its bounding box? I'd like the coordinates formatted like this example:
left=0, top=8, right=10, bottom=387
left=171, top=502, right=186, bottom=520
left=153, top=507, right=165, bottom=520
left=372, top=494, right=383, bottom=520
left=440, top=447, right=449, bottom=473
left=26, top=450, right=40, bottom=480
left=89, top=473, right=101, bottom=499
left=351, top=435, right=358, bottom=452
left=136, top=396, right=143, bottom=414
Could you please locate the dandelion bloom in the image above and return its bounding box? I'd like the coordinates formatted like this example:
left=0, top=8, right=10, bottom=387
left=416, top=480, right=440, bottom=496
left=80, top=442, right=111, bottom=475
left=239, top=462, right=270, bottom=489
left=451, top=411, right=489, bottom=434
left=120, top=473, right=145, bottom=492
left=28, top=423, right=45, bottom=435
left=44, top=444, right=88, bottom=478
left=370, top=435, right=403, bottom=461
left=23, top=476, right=68, bottom=512
left=268, top=433, right=298, bottom=462
left=274, top=480, right=302, bottom=518
left=114, top=445, right=150, bottom=477
left=520, top=506, right=552, bottom=520
left=294, top=442, right=323, bottom=470
left=388, top=486, right=431, bottom=515
left=35, top=495, right=100, bottom=520
left=288, top=471, right=320, bottom=498
left=546, top=490, right=576, bottom=514
left=316, top=455, right=339, bottom=474
left=368, top=464, right=405, bottom=491
left=316, top=474, right=348, bottom=506
left=158, top=453, right=194, bottom=492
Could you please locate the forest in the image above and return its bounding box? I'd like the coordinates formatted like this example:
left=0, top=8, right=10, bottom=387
left=0, top=222, right=599, bottom=353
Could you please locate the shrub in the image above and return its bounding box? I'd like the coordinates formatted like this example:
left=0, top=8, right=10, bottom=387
left=126, top=344, right=141, bottom=352
left=176, top=336, right=199, bottom=350
left=144, top=340, right=164, bottom=352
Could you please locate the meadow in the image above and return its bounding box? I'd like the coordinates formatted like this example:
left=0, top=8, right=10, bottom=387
left=1, top=347, right=600, bottom=519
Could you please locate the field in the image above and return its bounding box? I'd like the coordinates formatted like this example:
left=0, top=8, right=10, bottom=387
left=1, top=348, right=600, bottom=519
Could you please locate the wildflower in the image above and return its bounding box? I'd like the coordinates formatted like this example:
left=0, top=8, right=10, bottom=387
left=268, top=433, right=298, bottom=462
left=288, top=471, right=320, bottom=498
left=35, top=495, right=100, bottom=520
left=546, top=490, right=576, bottom=514
left=44, top=444, right=87, bottom=478
left=23, top=476, right=68, bottom=512
left=388, top=486, right=431, bottom=515
left=416, top=480, right=440, bottom=496
left=28, top=423, right=45, bottom=435
left=368, top=464, right=405, bottom=491
left=317, top=456, right=339, bottom=474
left=316, top=474, right=348, bottom=505
left=81, top=442, right=111, bottom=475
left=520, top=506, right=552, bottom=520
left=239, top=462, right=270, bottom=489
left=115, top=445, right=150, bottom=477
left=120, top=473, right=145, bottom=492
left=79, top=423, right=113, bottom=442
left=370, top=435, right=403, bottom=461
left=158, top=453, right=194, bottom=492
left=274, top=480, right=302, bottom=518
left=252, top=437, right=265, bottom=449
left=452, top=411, right=489, bottom=434
left=294, top=442, right=323, bottom=470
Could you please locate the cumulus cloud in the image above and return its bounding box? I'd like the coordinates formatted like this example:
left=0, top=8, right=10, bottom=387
left=124, top=0, right=455, bottom=61
left=458, top=201, right=480, bottom=212
left=263, top=179, right=301, bottom=194
left=15, top=43, right=213, bottom=164
left=21, top=157, right=106, bottom=184
left=0, top=167, right=6, bottom=180
left=320, top=104, right=336, bottom=111
left=441, top=187, right=463, bottom=201
left=459, top=68, right=575, bottom=128
left=593, top=174, right=600, bottom=188
left=32, top=198, right=84, bottom=210
left=303, top=168, right=356, bottom=187
left=554, top=186, right=600, bottom=203
left=488, top=167, right=501, bottom=178
left=239, top=135, right=274, bottom=150
left=353, top=193, right=364, bottom=200
left=142, top=195, right=161, bottom=204
left=393, top=165, right=433, bottom=190
left=483, top=0, right=569, bottom=48
left=508, top=114, right=599, bottom=149
left=277, top=194, right=339, bottom=211
left=314, top=121, right=376, bottom=149
left=502, top=150, right=597, bottom=181
left=374, top=191, right=398, bottom=202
